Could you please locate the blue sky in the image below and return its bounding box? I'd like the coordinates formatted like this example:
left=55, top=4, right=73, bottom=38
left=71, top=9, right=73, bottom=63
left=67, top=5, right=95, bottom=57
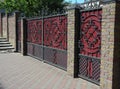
left=65, top=0, right=84, bottom=3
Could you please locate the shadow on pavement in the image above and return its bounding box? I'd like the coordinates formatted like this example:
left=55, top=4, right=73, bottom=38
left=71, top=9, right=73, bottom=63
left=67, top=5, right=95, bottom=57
left=0, top=83, right=4, bottom=89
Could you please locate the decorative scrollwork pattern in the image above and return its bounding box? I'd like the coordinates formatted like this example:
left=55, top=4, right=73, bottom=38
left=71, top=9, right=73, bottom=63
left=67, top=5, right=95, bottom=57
left=27, top=19, right=42, bottom=45
left=79, top=55, right=100, bottom=83
left=27, top=15, right=67, bottom=69
left=80, top=10, right=102, bottom=58
left=78, top=9, right=102, bottom=84
left=44, top=15, right=67, bottom=50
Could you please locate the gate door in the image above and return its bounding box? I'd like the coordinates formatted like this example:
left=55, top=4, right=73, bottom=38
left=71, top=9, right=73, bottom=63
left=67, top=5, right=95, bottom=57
left=43, top=15, right=67, bottom=70
left=27, top=19, right=43, bottom=60
left=27, top=14, right=67, bottom=70
left=78, top=9, right=102, bottom=84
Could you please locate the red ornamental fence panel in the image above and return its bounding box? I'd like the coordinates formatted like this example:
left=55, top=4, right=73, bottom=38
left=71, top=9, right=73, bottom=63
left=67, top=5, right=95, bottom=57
left=27, top=14, right=67, bottom=69
left=78, top=9, right=102, bottom=84
left=44, top=16, right=67, bottom=50
left=43, top=15, right=67, bottom=69
left=0, top=15, right=1, bottom=37
left=27, top=19, right=43, bottom=59
left=27, top=19, right=42, bottom=44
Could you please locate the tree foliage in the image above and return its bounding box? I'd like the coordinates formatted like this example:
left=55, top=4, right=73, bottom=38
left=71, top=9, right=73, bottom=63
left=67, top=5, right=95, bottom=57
left=0, top=0, right=68, bottom=16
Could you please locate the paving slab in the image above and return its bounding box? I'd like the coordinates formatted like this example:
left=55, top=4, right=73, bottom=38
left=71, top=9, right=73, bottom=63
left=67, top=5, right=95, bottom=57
left=0, top=53, right=100, bottom=89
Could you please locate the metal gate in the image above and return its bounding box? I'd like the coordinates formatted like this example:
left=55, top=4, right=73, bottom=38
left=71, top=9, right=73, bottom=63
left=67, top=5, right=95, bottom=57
left=27, top=19, right=43, bottom=59
left=78, top=9, right=102, bottom=84
left=27, top=14, right=67, bottom=70
left=43, top=15, right=67, bottom=69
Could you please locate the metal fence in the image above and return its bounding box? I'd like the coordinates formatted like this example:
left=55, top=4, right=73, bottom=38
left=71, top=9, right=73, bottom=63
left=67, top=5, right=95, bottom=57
left=16, top=0, right=107, bottom=84
left=26, top=13, right=67, bottom=70
left=78, top=0, right=102, bottom=85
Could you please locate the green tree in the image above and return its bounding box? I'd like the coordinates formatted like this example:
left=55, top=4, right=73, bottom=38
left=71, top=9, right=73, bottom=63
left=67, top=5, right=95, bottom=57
left=0, top=0, right=68, bottom=17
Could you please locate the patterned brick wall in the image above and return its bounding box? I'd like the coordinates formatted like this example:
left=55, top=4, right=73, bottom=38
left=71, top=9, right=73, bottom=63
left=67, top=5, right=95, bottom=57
left=100, top=2, right=120, bottom=89
left=67, top=7, right=80, bottom=77
left=0, top=13, right=2, bottom=37
left=8, top=16, right=16, bottom=49
left=7, top=12, right=19, bottom=51
left=67, top=9, right=75, bottom=76
left=2, top=15, right=8, bottom=38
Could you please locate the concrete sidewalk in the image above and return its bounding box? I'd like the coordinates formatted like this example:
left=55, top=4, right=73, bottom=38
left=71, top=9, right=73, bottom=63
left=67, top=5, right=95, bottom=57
left=0, top=53, right=99, bottom=89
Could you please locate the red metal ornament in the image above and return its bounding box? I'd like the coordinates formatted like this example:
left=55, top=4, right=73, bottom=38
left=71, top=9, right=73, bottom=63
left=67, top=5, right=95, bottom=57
left=80, top=10, right=102, bottom=58
left=78, top=9, right=102, bottom=84
left=43, top=15, right=67, bottom=50
left=27, top=19, right=42, bottom=45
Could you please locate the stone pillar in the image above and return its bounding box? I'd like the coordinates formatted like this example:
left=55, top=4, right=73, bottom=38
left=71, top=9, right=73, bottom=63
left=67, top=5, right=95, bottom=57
left=14, top=11, right=20, bottom=51
left=21, top=17, right=27, bottom=55
left=0, top=13, right=2, bottom=37
left=2, top=13, right=8, bottom=39
left=100, top=1, right=120, bottom=89
left=67, top=6, right=80, bottom=77
left=8, top=11, right=20, bottom=51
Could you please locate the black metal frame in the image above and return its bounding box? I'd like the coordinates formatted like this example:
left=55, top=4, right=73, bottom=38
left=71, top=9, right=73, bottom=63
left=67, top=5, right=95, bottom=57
left=78, top=4, right=102, bottom=84
left=43, top=45, right=67, bottom=70
left=26, top=13, right=67, bottom=70
left=78, top=54, right=100, bottom=85
left=27, top=42, right=67, bottom=70
left=27, top=42, right=43, bottom=61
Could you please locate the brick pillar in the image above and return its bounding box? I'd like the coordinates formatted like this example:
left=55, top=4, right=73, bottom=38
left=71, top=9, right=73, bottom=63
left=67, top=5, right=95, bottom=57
left=2, top=13, right=8, bottom=39
left=67, top=6, right=80, bottom=77
left=100, top=2, right=120, bottom=89
left=21, top=17, right=27, bottom=55
left=13, top=11, right=20, bottom=51
left=8, top=11, right=20, bottom=51
left=0, top=13, right=2, bottom=37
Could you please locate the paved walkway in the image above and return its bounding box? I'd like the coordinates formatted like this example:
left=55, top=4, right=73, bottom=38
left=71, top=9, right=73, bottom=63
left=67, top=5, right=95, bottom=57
left=0, top=53, right=99, bottom=89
